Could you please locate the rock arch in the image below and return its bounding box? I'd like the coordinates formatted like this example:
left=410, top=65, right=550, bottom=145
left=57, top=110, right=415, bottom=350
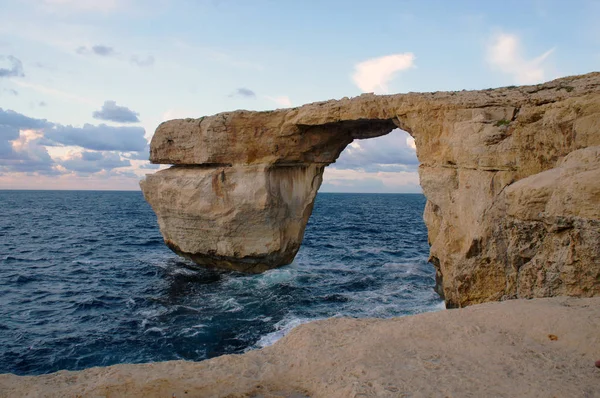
left=141, top=72, right=600, bottom=307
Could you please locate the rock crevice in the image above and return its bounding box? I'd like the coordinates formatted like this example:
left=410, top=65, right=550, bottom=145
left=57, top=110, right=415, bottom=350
left=141, top=72, right=600, bottom=307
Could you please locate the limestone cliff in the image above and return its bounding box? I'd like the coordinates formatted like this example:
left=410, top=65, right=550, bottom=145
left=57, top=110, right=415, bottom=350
left=141, top=72, right=600, bottom=307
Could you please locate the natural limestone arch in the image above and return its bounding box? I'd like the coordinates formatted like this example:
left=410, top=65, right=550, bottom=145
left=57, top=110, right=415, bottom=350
left=141, top=72, right=600, bottom=308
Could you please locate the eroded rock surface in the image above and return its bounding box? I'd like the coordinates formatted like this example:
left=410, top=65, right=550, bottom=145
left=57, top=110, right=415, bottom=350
left=141, top=164, right=324, bottom=272
left=141, top=72, right=600, bottom=306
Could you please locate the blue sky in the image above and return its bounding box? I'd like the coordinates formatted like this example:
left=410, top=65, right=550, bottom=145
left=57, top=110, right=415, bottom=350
left=0, top=0, right=598, bottom=191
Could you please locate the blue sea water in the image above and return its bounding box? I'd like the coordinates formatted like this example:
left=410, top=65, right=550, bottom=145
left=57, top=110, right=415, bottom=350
left=0, top=190, right=442, bottom=376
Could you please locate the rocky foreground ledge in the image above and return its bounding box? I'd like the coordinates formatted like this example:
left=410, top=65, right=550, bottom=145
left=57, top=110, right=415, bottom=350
left=2, top=297, right=599, bottom=397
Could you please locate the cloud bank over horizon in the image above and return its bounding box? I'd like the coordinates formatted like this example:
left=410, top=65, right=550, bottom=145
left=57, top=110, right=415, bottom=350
left=0, top=107, right=149, bottom=189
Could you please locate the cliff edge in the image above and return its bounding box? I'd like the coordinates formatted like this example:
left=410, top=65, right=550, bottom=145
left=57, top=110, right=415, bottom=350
left=141, top=72, right=600, bottom=307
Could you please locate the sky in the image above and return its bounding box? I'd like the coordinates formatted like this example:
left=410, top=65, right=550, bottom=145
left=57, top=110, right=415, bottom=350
left=0, top=0, right=598, bottom=192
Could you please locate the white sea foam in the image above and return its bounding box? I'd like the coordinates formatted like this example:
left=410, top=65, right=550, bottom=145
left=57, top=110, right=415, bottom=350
left=180, top=325, right=206, bottom=337
left=138, top=309, right=164, bottom=318
left=177, top=305, right=202, bottom=313
left=221, top=298, right=243, bottom=313
left=71, top=259, right=95, bottom=265
left=171, top=267, right=198, bottom=276
left=256, top=267, right=296, bottom=286
left=255, top=316, right=316, bottom=348
left=144, top=327, right=165, bottom=334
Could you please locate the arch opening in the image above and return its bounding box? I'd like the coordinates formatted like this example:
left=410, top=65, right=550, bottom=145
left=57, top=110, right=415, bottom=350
left=295, top=127, right=442, bottom=317
left=321, top=128, right=421, bottom=194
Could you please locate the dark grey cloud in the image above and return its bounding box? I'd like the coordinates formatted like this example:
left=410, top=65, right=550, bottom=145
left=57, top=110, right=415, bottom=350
left=0, top=138, right=58, bottom=175
left=331, top=129, right=418, bottom=172
left=59, top=151, right=131, bottom=174
left=93, top=100, right=140, bottom=123
left=131, top=55, right=155, bottom=67
left=3, top=147, right=132, bottom=176
left=0, top=55, right=25, bottom=78
left=1, top=107, right=147, bottom=153
left=76, top=45, right=116, bottom=57
left=229, top=87, right=256, bottom=98
left=92, top=45, right=115, bottom=56
left=2, top=145, right=135, bottom=177
left=45, top=124, right=147, bottom=152
left=0, top=139, right=15, bottom=157
left=0, top=108, right=52, bottom=144
left=0, top=109, right=56, bottom=173
left=0, top=108, right=51, bottom=130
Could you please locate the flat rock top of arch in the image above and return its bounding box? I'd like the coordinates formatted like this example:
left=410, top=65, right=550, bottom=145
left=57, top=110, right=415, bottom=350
left=149, top=72, right=600, bottom=166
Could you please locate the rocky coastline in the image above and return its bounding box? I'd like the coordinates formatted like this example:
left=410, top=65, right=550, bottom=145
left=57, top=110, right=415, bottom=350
left=2, top=74, right=599, bottom=396
left=2, top=297, right=599, bottom=397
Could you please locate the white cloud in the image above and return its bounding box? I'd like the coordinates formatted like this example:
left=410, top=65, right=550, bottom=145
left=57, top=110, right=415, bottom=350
left=2, top=129, right=59, bottom=175
left=352, top=53, right=416, bottom=93
left=93, top=100, right=140, bottom=123
left=265, top=95, right=292, bottom=108
left=348, top=141, right=362, bottom=150
left=486, top=32, right=554, bottom=84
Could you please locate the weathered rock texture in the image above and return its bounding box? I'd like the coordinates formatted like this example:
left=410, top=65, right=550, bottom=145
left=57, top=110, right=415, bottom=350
left=141, top=72, right=600, bottom=307
left=2, top=297, right=600, bottom=397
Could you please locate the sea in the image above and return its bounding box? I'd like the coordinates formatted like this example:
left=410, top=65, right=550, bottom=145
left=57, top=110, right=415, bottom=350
left=0, top=190, right=443, bottom=376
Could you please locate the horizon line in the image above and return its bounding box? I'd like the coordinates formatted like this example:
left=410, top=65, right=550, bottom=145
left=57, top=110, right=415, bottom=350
left=0, top=188, right=424, bottom=194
